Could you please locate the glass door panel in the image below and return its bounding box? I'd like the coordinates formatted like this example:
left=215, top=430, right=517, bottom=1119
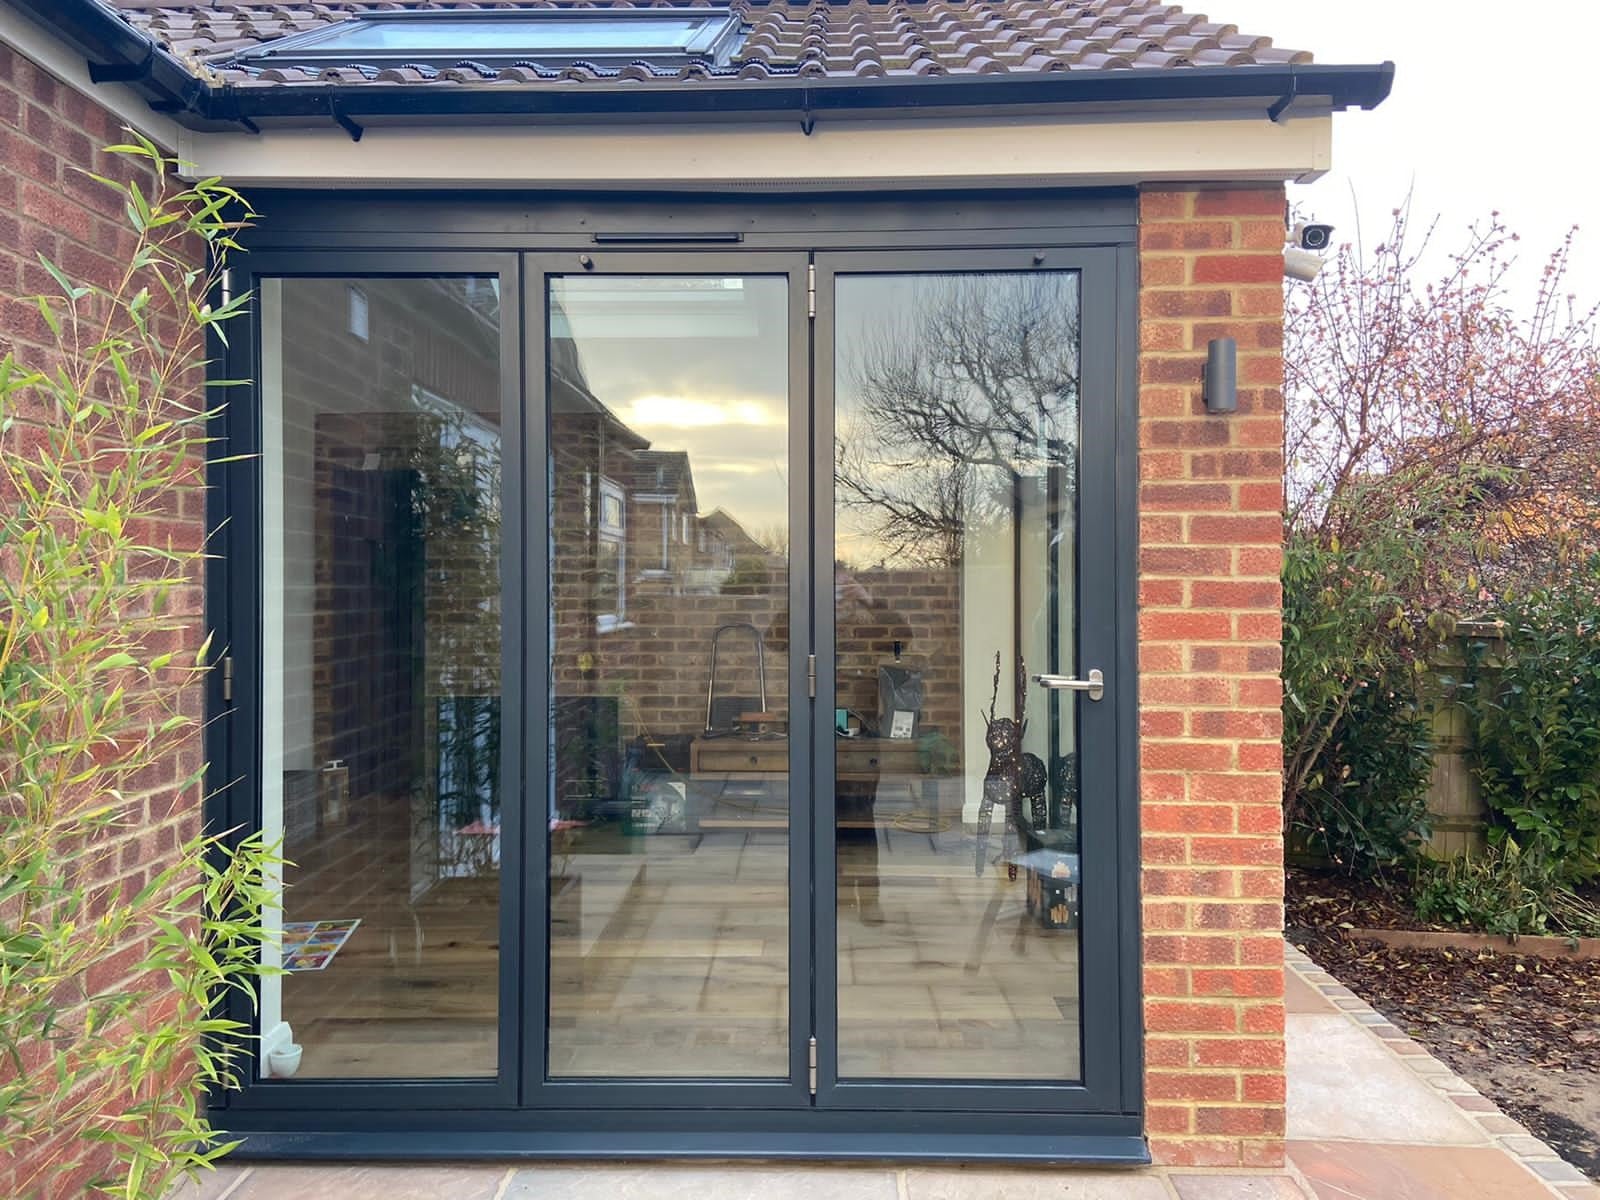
left=257, top=274, right=507, bottom=1081
left=830, top=271, right=1085, bottom=1084
left=546, top=274, right=794, bottom=1079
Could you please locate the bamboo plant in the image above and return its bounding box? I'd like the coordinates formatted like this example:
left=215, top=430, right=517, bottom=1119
left=0, top=133, right=277, bottom=1200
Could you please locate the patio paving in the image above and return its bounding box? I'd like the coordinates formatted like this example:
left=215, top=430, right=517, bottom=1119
left=170, top=943, right=1600, bottom=1200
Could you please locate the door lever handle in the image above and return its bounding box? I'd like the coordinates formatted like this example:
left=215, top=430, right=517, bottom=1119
left=1032, top=668, right=1105, bottom=702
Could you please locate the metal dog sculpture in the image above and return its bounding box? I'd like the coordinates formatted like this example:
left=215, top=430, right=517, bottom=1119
left=975, top=652, right=1028, bottom=877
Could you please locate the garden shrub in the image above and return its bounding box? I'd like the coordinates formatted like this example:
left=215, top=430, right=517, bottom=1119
left=1282, top=529, right=1437, bottom=874
left=1413, top=839, right=1600, bottom=937
left=1465, top=559, right=1600, bottom=879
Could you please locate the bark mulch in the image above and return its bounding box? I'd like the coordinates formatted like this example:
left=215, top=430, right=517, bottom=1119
left=1287, top=867, right=1600, bottom=1178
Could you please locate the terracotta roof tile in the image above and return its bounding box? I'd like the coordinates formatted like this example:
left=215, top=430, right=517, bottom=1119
left=101, top=0, right=1314, bottom=89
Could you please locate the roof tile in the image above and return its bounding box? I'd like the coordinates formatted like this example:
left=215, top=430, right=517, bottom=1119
left=102, top=0, right=1313, bottom=89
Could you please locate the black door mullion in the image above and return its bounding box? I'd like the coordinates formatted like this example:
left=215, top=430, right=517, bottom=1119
left=519, top=251, right=550, bottom=1108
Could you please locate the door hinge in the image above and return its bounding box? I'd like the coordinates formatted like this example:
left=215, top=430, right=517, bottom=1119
left=807, top=653, right=817, bottom=699
left=220, top=268, right=234, bottom=306
left=807, top=263, right=816, bottom=319
left=808, top=1035, right=818, bottom=1095
left=221, top=655, right=234, bottom=703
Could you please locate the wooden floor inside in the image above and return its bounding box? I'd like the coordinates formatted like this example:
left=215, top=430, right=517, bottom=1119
left=280, top=783, right=1082, bottom=1084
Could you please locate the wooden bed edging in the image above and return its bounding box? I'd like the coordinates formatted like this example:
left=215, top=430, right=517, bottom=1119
left=1348, top=927, right=1600, bottom=960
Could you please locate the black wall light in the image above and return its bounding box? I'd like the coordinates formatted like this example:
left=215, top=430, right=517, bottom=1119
left=1203, top=337, right=1237, bottom=414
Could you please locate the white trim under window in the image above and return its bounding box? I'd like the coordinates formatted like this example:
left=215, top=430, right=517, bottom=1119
left=347, top=285, right=369, bottom=341
left=596, top=477, right=626, bottom=631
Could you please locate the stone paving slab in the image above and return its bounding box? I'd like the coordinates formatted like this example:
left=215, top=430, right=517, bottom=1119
left=1287, top=1012, right=1486, bottom=1144
left=165, top=1168, right=251, bottom=1200
left=1169, top=1174, right=1311, bottom=1199
left=1283, top=969, right=1337, bottom=1015
left=502, top=1164, right=900, bottom=1199
left=1284, top=942, right=1590, bottom=1198
left=1290, top=1140, right=1567, bottom=1200
left=901, top=1166, right=1171, bottom=1198
left=160, top=943, right=1597, bottom=1200
left=224, top=1164, right=507, bottom=1200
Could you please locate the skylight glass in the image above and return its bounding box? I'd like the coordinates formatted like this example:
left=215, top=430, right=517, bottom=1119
left=330, top=18, right=707, bottom=54
left=232, top=9, right=745, bottom=68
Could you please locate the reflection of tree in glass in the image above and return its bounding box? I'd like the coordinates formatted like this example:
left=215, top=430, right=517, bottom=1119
left=405, top=395, right=503, bottom=698
left=836, top=275, right=1080, bottom=566
left=751, top=521, right=790, bottom=558
left=403, top=398, right=504, bottom=837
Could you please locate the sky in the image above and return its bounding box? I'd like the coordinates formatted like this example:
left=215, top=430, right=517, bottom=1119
left=1218, top=0, right=1600, bottom=305
left=557, top=276, right=792, bottom=538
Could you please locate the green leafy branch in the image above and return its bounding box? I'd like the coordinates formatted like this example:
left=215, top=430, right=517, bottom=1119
left=1, top=131, right=275, bottom=1200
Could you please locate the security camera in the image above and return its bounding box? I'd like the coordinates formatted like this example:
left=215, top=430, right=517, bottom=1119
left=1283, top=220, right=1335, bottom=281
left=1293, top=221, right=1334, bottom=251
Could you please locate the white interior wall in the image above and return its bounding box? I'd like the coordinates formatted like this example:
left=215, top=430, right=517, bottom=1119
left=1017, top=475, right=1053, bottom=769
left=257, top=280, right=328, bottom=1075
left=960, top=473, right=1016, bottom=824
left=959, top=470, right=1079, bottom=823
left=257, top=279, right=287, bottom=1070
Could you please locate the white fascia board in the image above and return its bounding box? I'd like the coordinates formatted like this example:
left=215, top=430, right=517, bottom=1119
left=0, top=9, right=180, bottom=151
left=177, top=109, right=1332, bottom=190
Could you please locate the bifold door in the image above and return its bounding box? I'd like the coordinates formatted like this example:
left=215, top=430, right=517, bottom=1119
left=812, top=250, right=1130, bottom=1115
left=525, top=253, right=816, bottom=1109
left=223, top=254, right=525, bottom=1113
left=219, top=243, right=1136, bottom=1136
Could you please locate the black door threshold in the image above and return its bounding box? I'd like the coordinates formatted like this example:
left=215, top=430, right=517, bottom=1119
left=227, top=1127, right=1151, bottom=1166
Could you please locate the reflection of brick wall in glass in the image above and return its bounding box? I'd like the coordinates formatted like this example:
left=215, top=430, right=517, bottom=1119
left=265, top=275, right=505, bottom=1081
left=546, top=273, right=793, bottom=1080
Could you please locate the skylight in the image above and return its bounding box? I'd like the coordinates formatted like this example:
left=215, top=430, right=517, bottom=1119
left=231, top=9, right=745, bottom=69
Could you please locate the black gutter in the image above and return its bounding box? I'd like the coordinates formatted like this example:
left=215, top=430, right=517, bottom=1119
left=10, top=0, right=1394, bottom=135
left=7, top=0, right=212, bottom=122
left=201, top=62, right=1395, bottom=131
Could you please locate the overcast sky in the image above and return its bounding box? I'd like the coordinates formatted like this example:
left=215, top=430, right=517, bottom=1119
left=1218, top=0, right=1600, bottom=304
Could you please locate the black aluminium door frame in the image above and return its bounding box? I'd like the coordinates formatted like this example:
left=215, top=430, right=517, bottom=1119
left=810, top=246, right=1140, bottom=1116
left=205, top=201, right=1145, bottom=1154
left=520, top=249, right=815, bottom=1111
left=210, top=250, right=525, bottom=1113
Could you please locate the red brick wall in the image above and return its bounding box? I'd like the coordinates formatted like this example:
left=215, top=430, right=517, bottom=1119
left=0, top=44, right=206, bottom=1200
left=1137, top=186, right=1288, bottom=1167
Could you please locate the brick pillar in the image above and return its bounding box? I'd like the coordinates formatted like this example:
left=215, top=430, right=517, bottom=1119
left=1137, top=187, right=1288, bottom=1168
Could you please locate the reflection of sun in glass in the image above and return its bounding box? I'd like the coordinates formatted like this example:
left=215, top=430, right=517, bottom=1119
left=625, top=394, right=782, bottom=429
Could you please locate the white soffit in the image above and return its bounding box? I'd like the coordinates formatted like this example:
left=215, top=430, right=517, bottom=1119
left=175, top=111, right=1333, bottom=190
